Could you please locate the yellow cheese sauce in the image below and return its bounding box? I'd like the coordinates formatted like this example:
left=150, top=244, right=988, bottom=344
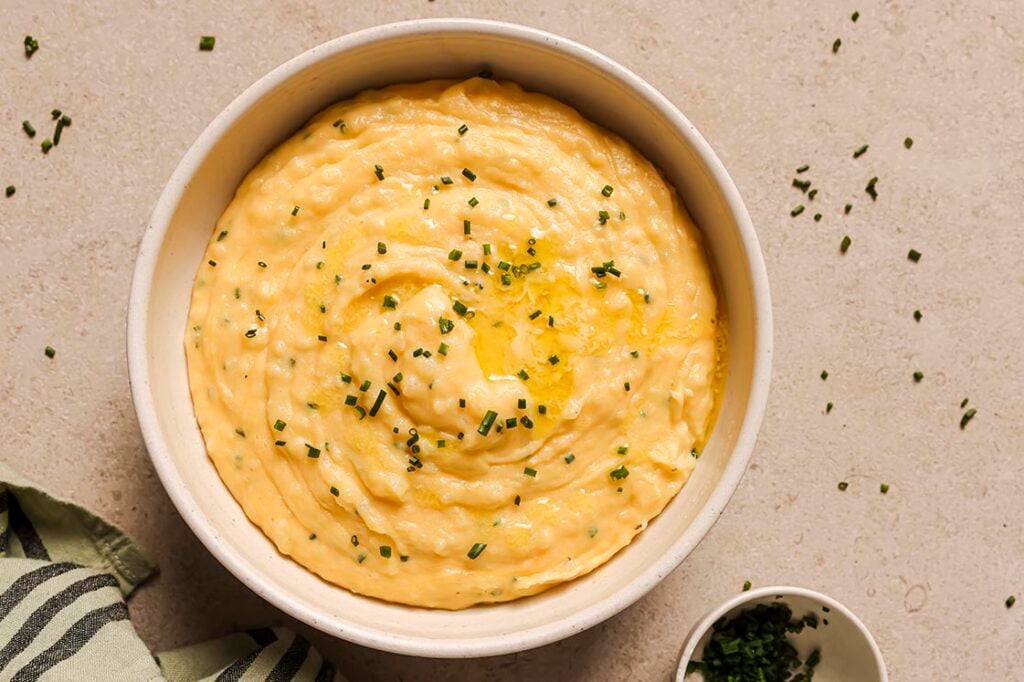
left=186, top=78, right=724, bottom=609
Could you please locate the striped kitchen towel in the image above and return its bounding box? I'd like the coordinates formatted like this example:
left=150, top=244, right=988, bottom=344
left=0, top=465, right=339, bottom=681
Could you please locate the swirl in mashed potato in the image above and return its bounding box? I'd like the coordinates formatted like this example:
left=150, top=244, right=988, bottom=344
left=186, top=78, right=723, bottom=609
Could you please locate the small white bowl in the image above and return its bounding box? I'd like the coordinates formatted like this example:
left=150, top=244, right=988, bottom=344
left=676, top=587, right=887, bottom=682
left=127, top=19, right=772, bottom=657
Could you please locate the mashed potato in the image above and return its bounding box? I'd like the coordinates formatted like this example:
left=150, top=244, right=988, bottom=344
left=185, top=78, right=723, bottom=608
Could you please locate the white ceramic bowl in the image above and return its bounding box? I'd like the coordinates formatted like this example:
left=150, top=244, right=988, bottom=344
left=127, top=19, right=772, bottom=657
left=676, top=587, right=887, bottom=681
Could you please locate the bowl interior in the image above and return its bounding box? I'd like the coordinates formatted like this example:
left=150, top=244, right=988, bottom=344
left=131, top=21, right=768, bottom=657
left=677, top=589, right=886, bottom=682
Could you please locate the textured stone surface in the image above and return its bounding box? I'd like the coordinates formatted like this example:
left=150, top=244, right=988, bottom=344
left=2, top=1, right=1022, bottom=680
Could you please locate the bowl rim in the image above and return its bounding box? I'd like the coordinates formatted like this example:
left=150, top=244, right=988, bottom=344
left=674, top=586, right=888, bottom=681
left=126, top=17, right=773, bottom=658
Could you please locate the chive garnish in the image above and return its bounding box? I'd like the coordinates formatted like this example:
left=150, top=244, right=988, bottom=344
left=423, top=198, right=430, bottom=210
left=617, top=445, right=628, bottom=455
left=564, top=453, right=575, bottom=464
left=826, top=402, right=834, bottom=414
left=913, top=309, right=922, bottom=322
left=345, top=395, right=358, bottom=406
left=373, top=164, right=385, bottom=181
left=464, top=259, right=478, bottom=269
left=340, top=373, right=352, bottom=383
left=907, top=249, right=922, bottom=262
left=880, top=483, right=890, bottom=494
left=610, top=465, right=629, bottom=480
left=273, top=419, right=287, bottom=431
left=598, top=210, right=610, bottom=224
left=330, top=486, right=339, bottom=496
left=468, top=197, right=478, bottom=207
left=441, top=176, right=454, bottom=185
left=478, top=410, right=498, bottom=435
left=458, top=124, right=469, bottom=136
left=41, top=138, right=53, bottom=153
left=808, top=189, right=818, bottom=201
left=792, top=178, right=811, bottom=192
left=791, top=205, right=805, bottom=217
left=380, top=545, right=392, bottom=558
left=305, top=444, right=321, bottom=458
left=44, top=345, right=56, bottom=359
left=332, top=119, right=346, bottom=131
left=840, top=235, right=852, bottom=253
left=538, top=404, right=547, bottom=414
left=960, top=408, right=977, bottom=430
left=382, top=294, right=398, bottom=309
left=517, top=369, right=529, bottom=381
left=505, top=417, right=517, bottom=429
left=624, top=382, right=630, bottom=391
left=853, top=144, right=869, bottom=158
left=796, top=164, right=810, bottom=173
left=467, top=543, right=487, bottom=559
left=913, top=371, right=924, bottom=383
left=820, top=370, right=829, bottom=380
left=245, top=329, right=257, bottom=338
left=548, top=355, right=560, bottom=365
left=482, top=243, right=492, bottom=256
left=290, top=205, right=300, bottom=217
left=439, top=317, right=454, bottom=334
left=524, top=467, right=537, bottom=477
left=22, top=121, right=36, bottom=138
left=369, top=390, right=387, bottom=416
left=601, top=185, right=614, bottom=197
left=904, top=137, right=914, bottom=149
left=317, top=335, right=327, bottom=342
left=844, top=203, right=853, bottom=214
left=813, top=213, right=822, bottom=222
left=392, top=372, right=403, bottom=383
left=463, top=219, right=472, bottom=235
left=5, top=186, right=14, bottom=198
left=388, top=349, right=398, bottom=361
left=838, top=481, right=849, bottom=491
left=452, top=301, right=469, bottom=316
left=275, top=440, right=286, bottom=446
left=198, top=36, right=215, bottom=51
left=438, top=342, right=449, bottom=356
left=851, top=10, right=860, bottom=21
left=547, top=198, right=558, bottom=207
left=865, top=176, right=879, bottom=200
left=448, top=248, right=463, bottom=261
left=459, top=398, right=466, bottom=408
left=832, top=38, right=842, bottom=54
left=24, top=35, right=39, bottom=57
left=377, top=242, right=387, bottom=255
left=462, top=168, right=477, bottom=181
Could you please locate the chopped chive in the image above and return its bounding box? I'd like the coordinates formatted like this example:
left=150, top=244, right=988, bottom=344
left=392, top=372, right=403, bottom=383
left=853, top=144, right=869, bottom=159
left=564, top=453, right=575, bottom=464
left=5, top=186, right=14, bottom=198
left=441, top=176, right=454, bottom=185
left=439, top=317, right=454, bottom=335
left=483, top=243, right=492, bottom=256
left=467, top=542, right=487, bottom=559
left=617, top=445, right=628, bottom=455
left=317, top=335, right=327, bottom=342
left=438, top=342, right=449, bottom=356
left=463, top=219, right=472, bottom=235
left=330, top=486, right=340, bottom=496
left=517, top=398, right=527, bottom=409
left=524, top=466, right=537, bottom=477
left=743, top=580, right=752, bottom=591
left=24, top=35, right=39, bottom=57
left=520, top=415, right=534, bottom=429
left=1007, top=595, right=1017, bottom=609
left=808, top=189, right=818, bottom=201
left=601, top=185, right=614, bottom=197
left=908, top=249, right=922, bottom=262
left=547, top=198, right=558, bottom=207
left=538, top=404, right=547, bottom=415
left=517, top=369, right=529, bottom=381
left=610, top=465, right=629, bottom=480
left=465, top=259, right=478, bottom=269
left=332, top=119, right=346, bottom=131
left=791, top=204, right=805, bottom=217
left=960, top=408, right=977, bottom=430
left=198, top=36, right=216, bottom=51
left=459, top=398, right=466, bottom=408
left=838, top=481, right=849, bottom=491
left=865, top=176, right=879, bottom=200
left=840, top=235, right=852, bottom=253
left=880, top=483, right=890, bottom=494
left=461, top=168, right=477, bottom=182
left=514, top=495, right=521, bottom=506
left=501, top=274, right=511, bottom=285
left=832, top=38, right=842, bottom=54
left=914, top=309, right=922, bottom=322
left=291, top=205, right=300, bottom=216
left=305, top=444, right=321, bottom=458
left=382, top=294, right=398, bottom=309
left=369, top=390, right=387, bottom=416
left=796, top=164, right=810, bottom=173
left=22, top=120, right=36, bottom=138
left=852, top=10, right=860, bottom=21
left=505, top=417, right=517, bottom=429
left=904, top=137, right=914, bottom=149
left=624, top=382, right=630, bottom=391
left=468, top=197, right=478, bottom=207
left=377, top=242, right=387, bottom=255
left=423, top=198, right=430, bottom=210
left=373, top=164, right=385, bottom=181
left=821, top=370, right=829, bottom=380
left=826, top=402, right=834, bottom=413
left=344, top=395, right=358, bottom=406
left=388, top=349, right=398, bottom=361
left=478, top=410, right=498, bottom=436
left=792, top=178, right=811, bottom=192
left=437, top=439, right=446, bottom=448
left=594, top=282, right=607, bottom=290
left=448, top=248, right=463, bottom=261
left=452, top=300, right=469, bottom=316
left=359, top=380, right=371, bottom=392
left=547, top=355, right=560, bottom=365
left=274, top=419, right=287, bottom=431
left=913, top=371, right=924, bottom=383
left=41, top=138, right=53, bottom=153
left=340, top=373, right=352, bottom=383
left=244, top=329, right=257, bottom=338
left=497, top=260, right=511, bottom=271
left=274, top=440, right=286, bottom=446
left=813, top=213, right=822, bottom=222
left=44, top=345, right=56, bottom=359
left=458, top=123, right=469, bottom=136
left=598, top=210, right=610, bottom=224
left=529, top=309, right=542, bottom=320
left=844, top=203, right=853, bottom=214
left=380, top=545, right=392, bottom=558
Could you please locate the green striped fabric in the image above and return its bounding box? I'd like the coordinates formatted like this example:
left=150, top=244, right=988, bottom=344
left=0, top=465, right=339, bottom=682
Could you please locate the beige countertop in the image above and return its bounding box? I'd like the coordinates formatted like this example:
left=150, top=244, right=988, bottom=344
left=2, top=1, right=1022, bottom=679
